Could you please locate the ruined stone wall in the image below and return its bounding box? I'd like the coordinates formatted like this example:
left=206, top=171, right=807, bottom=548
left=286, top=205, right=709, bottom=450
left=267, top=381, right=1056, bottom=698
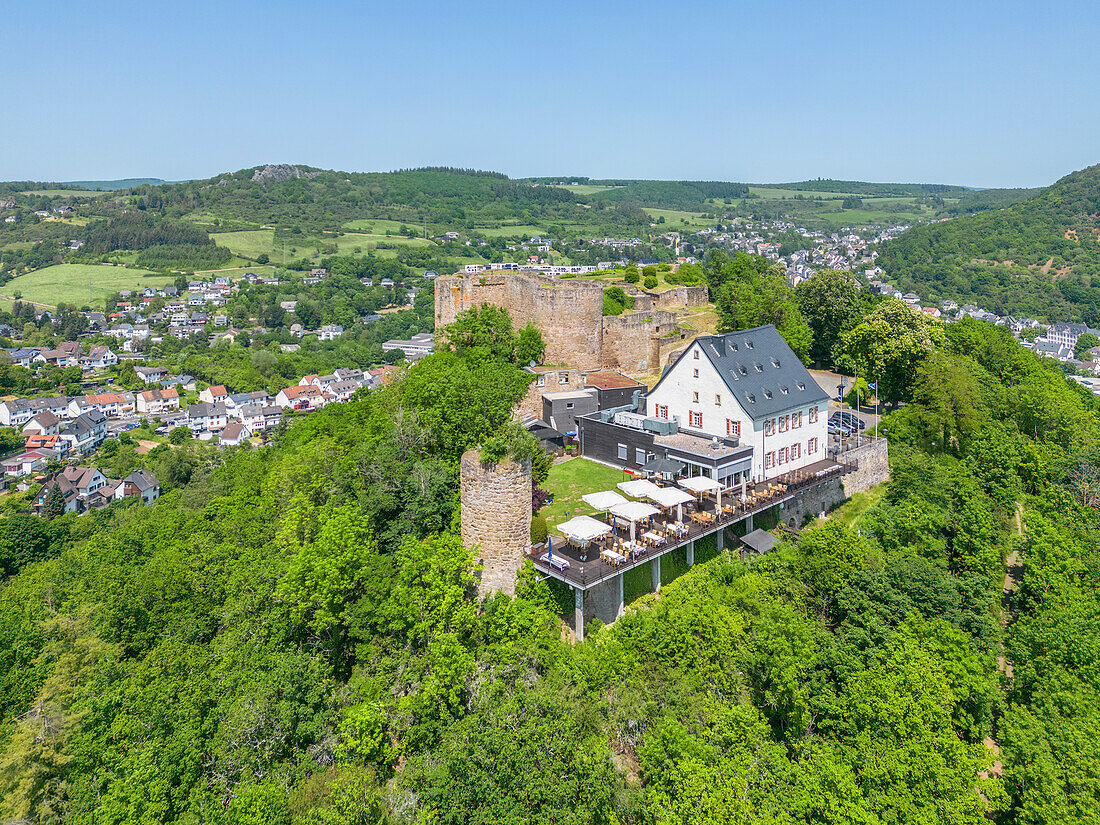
left=600, top=310, right=679, bottom=373
left=655, top=285, right=709, bottom=308
left=841, top=438, right=890, bottom=498
left=460, top=449, right=532, bottom=597
left=435, top=272, right=605, bottom=369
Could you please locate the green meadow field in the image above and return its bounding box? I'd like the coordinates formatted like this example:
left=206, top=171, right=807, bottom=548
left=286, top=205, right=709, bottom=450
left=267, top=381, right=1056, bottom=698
left=0, top=263, right=172, bottom=308
left=213, top=229, right=434, bottom=262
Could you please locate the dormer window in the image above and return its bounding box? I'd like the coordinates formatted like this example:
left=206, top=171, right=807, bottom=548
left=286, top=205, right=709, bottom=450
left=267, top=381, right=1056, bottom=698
left=754, top=364, right=763, bottom=372
left=780, top=386, right=789, bottom=394
left=771, top=358, right=781, bottom=368
left=763, top=389, right=772, bottom=399
left=796, top=381, right=806, bottom=391
left=738, top=365, right=748, bottom=376
left=746, top=341, right=754, bottom=349
left=746, top=394, right=756, bottom=403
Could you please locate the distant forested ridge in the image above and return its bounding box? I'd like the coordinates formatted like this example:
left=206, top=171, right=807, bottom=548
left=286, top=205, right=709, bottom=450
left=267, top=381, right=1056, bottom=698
left=880, top=163, right=1100, bottom=322
left=142, top=166, right=649, bottom=234
left=586, top=180, right=750, bottom=209
left=770, top=179, right=971, bottom=197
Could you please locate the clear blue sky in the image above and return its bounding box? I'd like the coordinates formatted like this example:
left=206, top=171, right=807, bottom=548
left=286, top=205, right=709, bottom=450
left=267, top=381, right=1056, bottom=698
left=3, top=0, right=1097, bottom=188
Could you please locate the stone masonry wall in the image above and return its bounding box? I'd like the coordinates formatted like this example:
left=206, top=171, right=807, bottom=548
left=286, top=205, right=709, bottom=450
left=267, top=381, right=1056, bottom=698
left=841, top=438, right=890, bottom=498
left=460, top=449, right=532, bottom=597
left=515, top=368, right=584, bottom=419
left=434, top=270, right=684, bottom=374
left=655, top=285, right=709, bottom=309
left=777, top=475, right=848, bottom=530
left=600, top=310, right=679, bottom=373
left=583, top=575, right=624, bottom=626
left=435, top=272, right=604, bottom=369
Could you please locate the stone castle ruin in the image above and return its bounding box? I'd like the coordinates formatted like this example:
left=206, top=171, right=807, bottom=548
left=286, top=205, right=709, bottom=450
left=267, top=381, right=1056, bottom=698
left=460, top=448, right=532, bottom=597
left=434, top=270, right=708, bottom=374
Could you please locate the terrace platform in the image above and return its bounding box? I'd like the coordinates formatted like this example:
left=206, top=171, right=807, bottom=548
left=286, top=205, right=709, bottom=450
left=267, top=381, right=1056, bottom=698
left=528, top=458, right=851, bottom=640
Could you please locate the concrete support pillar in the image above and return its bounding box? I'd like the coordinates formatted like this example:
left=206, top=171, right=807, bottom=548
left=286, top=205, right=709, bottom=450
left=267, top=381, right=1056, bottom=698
left=616, top=572, right=624, bottom=618
left=686, top=540, right=695, bottom=567
left=745, top=513, right=754, bottom=532
left=716, top=528, right=724, bottom=554
left=651, top=556, right=661, bottom=592
left=574, top=587, right=585, bottom=642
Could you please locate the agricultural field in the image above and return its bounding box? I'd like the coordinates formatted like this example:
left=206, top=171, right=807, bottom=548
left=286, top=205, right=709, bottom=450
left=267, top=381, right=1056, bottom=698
left=212, top=229, right=433, bottom=263
left=0, top=263, right=171, bottom=308
left=643, top=208, right=713, bottom=228
left=17, top=189, right=106, bottom=198
left=342, top=219, right=425, bottom=235
left=473, top=224, right=548, bottom=238
left=548, top=184, right=621, bottom=195
left=746, top=186, right=853, bottom=200
left=192, top=265, right=279, bottom=280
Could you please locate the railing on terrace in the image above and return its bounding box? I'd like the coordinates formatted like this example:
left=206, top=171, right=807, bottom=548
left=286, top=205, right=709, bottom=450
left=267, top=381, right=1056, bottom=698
left=529, top=460, right=853, bottom=590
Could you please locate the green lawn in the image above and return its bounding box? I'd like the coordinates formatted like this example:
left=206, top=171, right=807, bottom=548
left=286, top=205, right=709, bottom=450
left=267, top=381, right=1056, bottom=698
left=539, top=458, right=633, bottom=536
left=829, top=483, right=886, bottom=528
left=0, top=263, right=171, bottom=308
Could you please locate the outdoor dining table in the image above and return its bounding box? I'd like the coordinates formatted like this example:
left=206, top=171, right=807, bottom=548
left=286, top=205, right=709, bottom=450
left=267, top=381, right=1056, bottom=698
left=601, top=548, right=626, bottom=566
left=540, top=552, right=570, bottom=571
left=643, top=531, right=666, bottom=547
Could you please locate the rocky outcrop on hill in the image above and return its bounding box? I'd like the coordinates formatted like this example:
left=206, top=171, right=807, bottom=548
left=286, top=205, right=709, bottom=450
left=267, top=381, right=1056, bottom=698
left=251, top=164, right=319, bottom=184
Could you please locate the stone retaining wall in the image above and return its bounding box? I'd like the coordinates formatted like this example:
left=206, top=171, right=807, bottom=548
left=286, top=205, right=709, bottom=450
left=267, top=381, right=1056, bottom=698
left=841, top=438, right=890, bottom=497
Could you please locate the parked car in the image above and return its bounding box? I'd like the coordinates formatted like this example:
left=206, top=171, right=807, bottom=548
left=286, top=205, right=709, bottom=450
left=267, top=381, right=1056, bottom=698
left=828, top=421, right=852, bottom=437
left=831, top=413, right=866, bottom=433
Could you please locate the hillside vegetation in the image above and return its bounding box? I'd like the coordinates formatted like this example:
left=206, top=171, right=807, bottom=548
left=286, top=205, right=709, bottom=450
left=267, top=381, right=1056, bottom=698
left=880, top=164, right=1100, bottom=321
left=2, top=311, right=1100, bottom=822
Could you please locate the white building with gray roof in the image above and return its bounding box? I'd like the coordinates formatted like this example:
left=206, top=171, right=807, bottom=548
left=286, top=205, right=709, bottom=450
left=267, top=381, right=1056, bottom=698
left=644, top=325, right=830, bottom=481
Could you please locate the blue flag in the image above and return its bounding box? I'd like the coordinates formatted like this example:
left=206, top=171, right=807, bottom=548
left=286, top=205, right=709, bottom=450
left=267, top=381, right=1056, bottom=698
left=868, top=382, right=877, bottom=390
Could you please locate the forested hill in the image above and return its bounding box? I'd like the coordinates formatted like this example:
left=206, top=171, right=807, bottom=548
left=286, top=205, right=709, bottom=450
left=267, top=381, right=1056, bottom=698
left=770, top=179, right=970, bottom=197
left=879, top=163, right=1100, bottom=322
left=141, top=166, right=649, bottom=233
left=4, top=309, right=1100, bottom=822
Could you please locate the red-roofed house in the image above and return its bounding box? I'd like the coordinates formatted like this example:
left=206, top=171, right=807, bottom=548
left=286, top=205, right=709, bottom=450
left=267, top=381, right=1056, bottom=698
left=199, top=384, right=229, bottom=404
left=274, top=384, right=325, bottom=410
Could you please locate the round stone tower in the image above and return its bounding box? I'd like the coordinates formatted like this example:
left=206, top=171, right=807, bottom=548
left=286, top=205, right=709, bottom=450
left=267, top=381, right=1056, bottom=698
left=460, top=448, right=532, bottom=597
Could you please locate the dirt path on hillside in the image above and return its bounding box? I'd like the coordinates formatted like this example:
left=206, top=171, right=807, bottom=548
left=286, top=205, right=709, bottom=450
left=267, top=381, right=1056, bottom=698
left=983, top=502, right=1025, bottom=783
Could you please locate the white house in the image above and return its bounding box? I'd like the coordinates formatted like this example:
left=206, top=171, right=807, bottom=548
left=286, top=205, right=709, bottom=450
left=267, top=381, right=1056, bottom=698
left=82, top=346, right=118, bottom=370
left=644, top=325, right=830, bottom=482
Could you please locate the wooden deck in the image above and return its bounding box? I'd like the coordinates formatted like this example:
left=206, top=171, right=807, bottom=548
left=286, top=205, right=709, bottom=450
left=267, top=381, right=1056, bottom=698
left=529, top=459, right=849, bottom=591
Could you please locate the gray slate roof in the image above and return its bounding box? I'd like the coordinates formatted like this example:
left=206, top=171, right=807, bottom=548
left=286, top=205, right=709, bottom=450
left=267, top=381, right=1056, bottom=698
left=668, top=325, right=829, bottom=419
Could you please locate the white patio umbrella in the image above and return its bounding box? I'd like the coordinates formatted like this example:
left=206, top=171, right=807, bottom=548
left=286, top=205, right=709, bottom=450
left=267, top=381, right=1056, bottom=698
left=557, top=515, right=612, bottom=545
left=645, top=485, right=694, bottom=522
left=678, top=474, right=723, bottom=510
left=582, top=490, right=629, bottom=514
left=609, top=500, right=660, bottom=541
left=617, top=478, right=662, bottom=499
